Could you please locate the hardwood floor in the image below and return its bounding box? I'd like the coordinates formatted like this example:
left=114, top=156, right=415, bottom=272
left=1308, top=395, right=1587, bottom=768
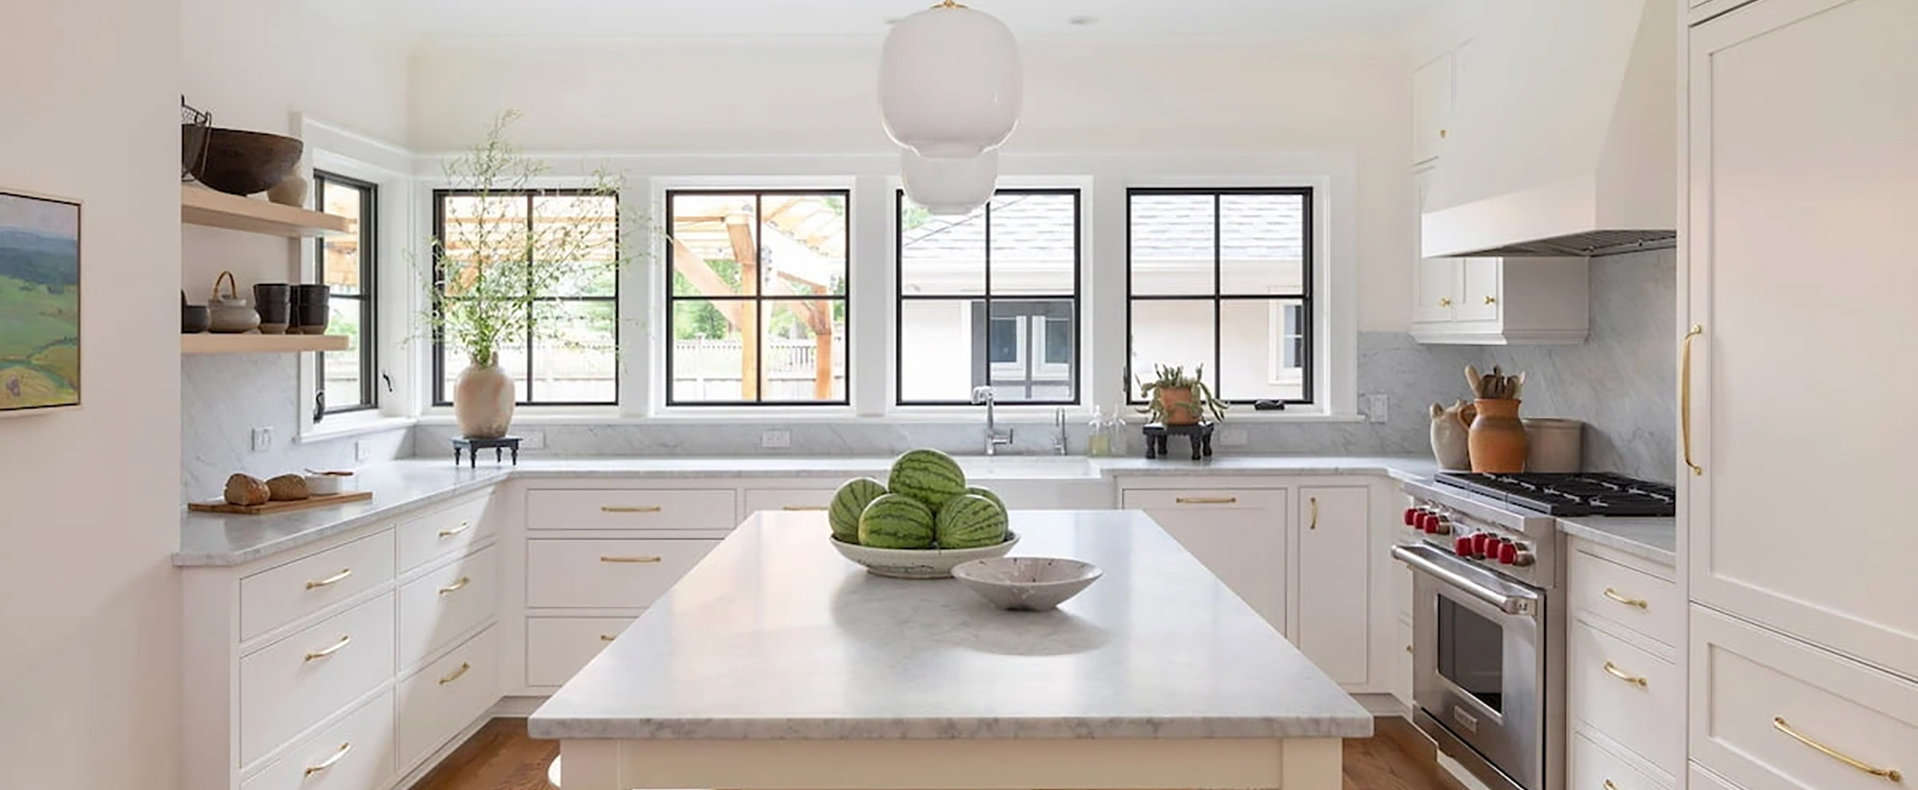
left=410, top=717, right=1450, bottom=790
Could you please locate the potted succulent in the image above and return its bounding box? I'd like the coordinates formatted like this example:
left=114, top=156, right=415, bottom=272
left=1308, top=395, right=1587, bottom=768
left=423, top=111, right=629, bottom=439
left=1134, top=364, right=1227, bottom=425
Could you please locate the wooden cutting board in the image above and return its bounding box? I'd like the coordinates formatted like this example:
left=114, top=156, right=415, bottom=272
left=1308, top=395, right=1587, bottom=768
left=188, top=490, right=372, bottom=515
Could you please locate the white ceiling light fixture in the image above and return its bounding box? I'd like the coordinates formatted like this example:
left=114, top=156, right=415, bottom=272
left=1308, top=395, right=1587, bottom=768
left=879, top=0, right=1023, bottom=159
left=901, top=149, right=999, bottom=217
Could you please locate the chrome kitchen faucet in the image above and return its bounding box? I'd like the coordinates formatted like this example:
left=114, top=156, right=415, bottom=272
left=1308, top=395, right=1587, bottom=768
left=971, top=386, right=1013, bottom=456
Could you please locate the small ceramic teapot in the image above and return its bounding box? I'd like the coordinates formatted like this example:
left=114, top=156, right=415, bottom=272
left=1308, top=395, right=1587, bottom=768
left=1429, top=400, right=1477, bottom=471
left=208, top=270, right=260, bottom=333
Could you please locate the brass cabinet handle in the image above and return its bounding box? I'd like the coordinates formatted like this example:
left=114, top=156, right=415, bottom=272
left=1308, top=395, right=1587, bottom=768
left=1175, top=496, right=1237, bottom=505
left=1602, top=661, right=1648, bottom=688
left=1602, top=587, right=1649, bottom=609
left=1308, top=497, right=1319, bottom=530
left=1438, top=297, right=1453, bottom=307
left=1682, top=324, right=1704, bottom=476
left=1484, top=295, right=1497, bottom=305
left=1405, top=644, right=1414, bottom=654
left=601, top=505, right=661, bottom=513
left=599, top=633, right=617, bottom=642
left=437, top=521, right=473, bottom=538
left=600, top=555, right=662, bottom=564
left=437, top=576, right=470, bottom=596
left=1603, top=781, right=1618, bottom=790
left=781, top=505, right=827, bottom=511
left=437, top=661, right=471, bottom=686
left=1773, top=716, right=1903, bottom=781
left=303, top=635, right=351, bottom=662
left=305, top=568, right=353, bottom=590
left=303, top=742, right=352, bottom=776
left=1439, top=128, right=1448, bottom=139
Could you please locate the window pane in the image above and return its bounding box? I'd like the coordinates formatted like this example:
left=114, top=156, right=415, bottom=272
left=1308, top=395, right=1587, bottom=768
left=1220, top=193, right=1306, bottom=295
left=899, top=300, right=976, bottom=402
left=1129, top=194, right=1215, bottom=295
left=670, top=193, right=756, bottom=297
left=988, top=192, right=1075, bottom=295
left=1129, top=299, right=1216, bottom=400
left=988, top=299, right=1074, bottom=403
left=762, top=299, right=846, bottom=403
left=1220, top=299, right=1305, bottom=401
left=321, top=182, right=365, bottom=297
left=440, top=195, right=528, bottom=297
left=761, top=194, right=846, bottom=297
left=531, top=300, right=617, bottom=403
left=321, top=296, right=363, bottom=408
left=534, top=194, right=618, bottom=298
left=443, top=342, right=529, bottom=404
left=900, top=198, right=985, bottom=296
left=670, top=299, right=749, bottom=403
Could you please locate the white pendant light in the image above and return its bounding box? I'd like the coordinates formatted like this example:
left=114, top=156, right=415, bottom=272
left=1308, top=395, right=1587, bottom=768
left=901, top=149, right=999, bottom=216
left=879, top=0, right=1023, bottom=159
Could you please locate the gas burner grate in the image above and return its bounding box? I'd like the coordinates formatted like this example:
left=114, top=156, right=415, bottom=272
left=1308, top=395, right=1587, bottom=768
left=1433, top=472, right=1677, bottom=517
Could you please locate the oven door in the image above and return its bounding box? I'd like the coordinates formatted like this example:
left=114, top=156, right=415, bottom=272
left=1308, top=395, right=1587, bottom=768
left=1395, top=543, right=1547, bottom=790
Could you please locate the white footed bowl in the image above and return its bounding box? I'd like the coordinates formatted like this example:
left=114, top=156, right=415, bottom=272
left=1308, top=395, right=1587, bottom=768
left=951, top=557, right=1103, bottom=611
left=830, top=532, right=1020, bottom=579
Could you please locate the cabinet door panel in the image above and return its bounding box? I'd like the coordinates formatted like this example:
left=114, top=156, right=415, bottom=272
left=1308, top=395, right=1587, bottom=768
left=1456, top=258, right=1501, bottom=322
left=1295, top=487, right=1369, bottom=685
left=1412, top=53, right=1452, bottom=164
left=1415, top=257, right=1461, bottom=323
left=1122, top=489, right=1287, bottom=634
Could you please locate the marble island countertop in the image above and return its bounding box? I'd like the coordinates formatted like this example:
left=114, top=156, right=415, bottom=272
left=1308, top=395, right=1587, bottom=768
left=529, top=510, right=1375, bottom=741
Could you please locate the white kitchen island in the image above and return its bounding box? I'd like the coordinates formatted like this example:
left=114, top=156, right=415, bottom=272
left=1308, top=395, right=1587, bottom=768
left=529, top=509, right=1373, bottom=789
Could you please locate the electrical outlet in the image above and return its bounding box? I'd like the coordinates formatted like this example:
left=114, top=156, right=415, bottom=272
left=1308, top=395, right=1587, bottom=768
left=761, top=430, right=792, bottom=449
left=1364, top=393, right=1390, bottom=424
left=250, top=427, right=275, bottom=453
left=353, top=439, right=371, bottom=461
left=518, top=430, right=546, bottom=450
left=1218, top=428, right=1249, bottom=447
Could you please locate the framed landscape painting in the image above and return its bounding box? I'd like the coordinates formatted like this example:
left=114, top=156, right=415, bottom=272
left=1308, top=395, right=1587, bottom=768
left=0, top=190, right=81, bottom=414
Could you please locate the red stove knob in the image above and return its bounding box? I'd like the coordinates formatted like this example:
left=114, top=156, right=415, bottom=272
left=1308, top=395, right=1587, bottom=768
left=1498, top=541, right=1518, bottom=564
left=1404, top=507, right=1419, bottom=526
left=1454, top=535, right=1474, bottom=556
left=1511, top=551, right=1536, bottom=567
left=1471, top=532, right=1491, bottom=557
left=1425, top=513, right=1443, bottom=533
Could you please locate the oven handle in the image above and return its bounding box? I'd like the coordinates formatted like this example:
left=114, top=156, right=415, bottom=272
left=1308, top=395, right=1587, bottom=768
left=1392, top=544, right=1539, bottom=617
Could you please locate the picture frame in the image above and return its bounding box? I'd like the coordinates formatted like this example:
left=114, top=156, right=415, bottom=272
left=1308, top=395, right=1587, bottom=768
left=0, top=188, right=82, bottom=415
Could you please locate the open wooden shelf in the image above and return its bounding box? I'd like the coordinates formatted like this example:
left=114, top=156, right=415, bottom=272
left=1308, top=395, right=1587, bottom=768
left=180, top=185, right=354, bottom=238
left=181, top=334, right=349, bottom=355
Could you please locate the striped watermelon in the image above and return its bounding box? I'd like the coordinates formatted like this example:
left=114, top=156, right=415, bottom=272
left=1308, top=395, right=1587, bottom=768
left=965, top=485, right=1007, bottom=513
left=857, top=494, right=935, bottom=549
left=936, top=493, right=1009, bottom=549
left=887, top=449, right=967, bottom=509
left=828, top=477, right=888, bottom=543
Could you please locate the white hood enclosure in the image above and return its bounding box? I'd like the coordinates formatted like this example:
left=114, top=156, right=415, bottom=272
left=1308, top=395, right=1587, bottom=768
left=1422, top=0, right=1677, bottom=258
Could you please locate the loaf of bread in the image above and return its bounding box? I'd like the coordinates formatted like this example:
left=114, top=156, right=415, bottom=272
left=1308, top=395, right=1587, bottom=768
left=266, top=474, right=311, bottom=501
left=224, top=473, right=271, bottom=506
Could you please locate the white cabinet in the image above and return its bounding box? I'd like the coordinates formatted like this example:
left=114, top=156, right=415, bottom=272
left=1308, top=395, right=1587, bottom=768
left=1293, top=487, right=1370, bottom=686
left=1410, top=254, right=1589, bottom=345
left=1120, top=488, right=1289, bottom=633
left=1683, top=0, right=1918, bottom=680
left=1412, top=52, right=1453, bottom=165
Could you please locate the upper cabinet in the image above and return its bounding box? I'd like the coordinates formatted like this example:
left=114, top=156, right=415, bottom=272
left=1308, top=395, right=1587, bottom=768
left=1410, top=52, right=1454, bottom=165
left=1411, top=167, right=1590, bottom=345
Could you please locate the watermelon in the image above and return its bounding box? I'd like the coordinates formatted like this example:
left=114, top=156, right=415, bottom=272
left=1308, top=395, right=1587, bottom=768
left=965, top=485, right=1007, bottom=513
left=858, top=494, right=935, bottom=549
left=828, top=477, right=888, bottom=543
left=936, top=493, right=1009, bottom=549
left=888, top=449, right=967, bottom=509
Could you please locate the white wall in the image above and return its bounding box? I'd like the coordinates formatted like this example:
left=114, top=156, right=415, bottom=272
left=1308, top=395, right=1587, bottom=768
left=0, top=1, right=182, bottom=787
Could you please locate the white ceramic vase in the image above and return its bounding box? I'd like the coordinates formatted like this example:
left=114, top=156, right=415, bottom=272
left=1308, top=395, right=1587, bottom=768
left=453, top=362, right=515, bottom=439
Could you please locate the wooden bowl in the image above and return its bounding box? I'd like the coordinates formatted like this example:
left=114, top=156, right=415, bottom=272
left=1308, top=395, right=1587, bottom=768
left=189, top=127, right=303, bottom=196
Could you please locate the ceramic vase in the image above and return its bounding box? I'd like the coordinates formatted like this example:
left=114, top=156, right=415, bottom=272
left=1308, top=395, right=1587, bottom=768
left=454, top=362, right=516, bottom=439
left=1468, top=398, right=1528, bottom=473
left=1429, top=400, right=1477, bottom=471
left=1155, top=387, right=1201, bottom=425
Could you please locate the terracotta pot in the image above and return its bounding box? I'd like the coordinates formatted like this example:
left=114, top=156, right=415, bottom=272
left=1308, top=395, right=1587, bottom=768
left=453, top=362, right=516, bottom=439
left=1156, top=387, right=1202, bottom=426
left=1468, top=398, right=1528, bottom=473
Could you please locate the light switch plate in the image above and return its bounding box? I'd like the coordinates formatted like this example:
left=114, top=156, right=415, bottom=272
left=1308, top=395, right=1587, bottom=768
left=250, top=427, right=274, bottom=453
left=761, top=430, right=792, bottom=449
left=1364, top=393, right=1390, bottom=423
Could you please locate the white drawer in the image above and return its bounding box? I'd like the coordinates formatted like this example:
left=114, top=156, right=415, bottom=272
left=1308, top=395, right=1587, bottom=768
left=397, top=625, right=498, bottom=772
left=397, top=546, right=498, bottom=669
left=239, top=592, right=395, bottom=768
left=526, top=539, right=718, bottom=608
left=526, top=488, right=736, bottom=531
left=1570, top=618, right=1683, bottom=778
left=396, top=493, right=493, bottom=572
left=1692, top=606, right=1917, bottom=790
left=741, top=488, right=835, bottom=516
left=240, top=687, right=394, bottom=790
left=240, top=531, right=394, bottom=642
left=1119, top=488, right=1289, bottom=511
left=1569, top=546, right=1681, bottom=649
left=525, top=616, right=638, bottom=687
left=1571, top=730, right=1671, bottom=790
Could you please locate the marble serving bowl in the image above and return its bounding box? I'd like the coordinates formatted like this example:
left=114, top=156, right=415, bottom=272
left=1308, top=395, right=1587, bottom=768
left=951, top=557, right=1103, bottom=611
left=830, top=532, right=1020, bottom=579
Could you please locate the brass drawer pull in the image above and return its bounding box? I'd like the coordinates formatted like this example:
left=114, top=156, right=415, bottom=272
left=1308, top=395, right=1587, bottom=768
left=601, top=505, right=662, bottom=513
left=1681, top=324, right=1704, bottom=476
left=305, top=568, right=353, bottom=590
left=1484, top=295, right=1497, bottom=305
left=782, top=505, right=827, bottom=511
left=1438, top=297, right=1453, bottom=307
left=1602, top=587, right=1649, bottom=609
left=1175, top=496, right=1238, bottom=505
left=1773, top=716, right=1903, bottom=781
left=437, top=521, right=473, bottom=538
left=1308, top=496, right=1319, bottom=530
left=599, top=634, right=617, bottom=642
left=437, top=576, right=470, bottom=596
left=600, top=555, right=662, bottom=564
left=303, top=742, right=352, bottom=776
left=437, top=661, right=471, bottom=686
left=1603, top=781, right=1618, bottom=790
left=1602, top=661, right=1647, bottom=688
left=303, top=635, right=351, bottom=663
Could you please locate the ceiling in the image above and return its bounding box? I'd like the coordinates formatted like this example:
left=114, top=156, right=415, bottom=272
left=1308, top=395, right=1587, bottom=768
left=396, top=0, right=1443, bottom=42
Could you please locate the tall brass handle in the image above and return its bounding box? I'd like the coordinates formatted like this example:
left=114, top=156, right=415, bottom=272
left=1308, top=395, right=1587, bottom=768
left=437, top=521, right=473, bottom=538
left=600, top=555, right=662, bottom=564
left=601, top=505, right=661, bottom=513
left=437, top=576, right=470, bottom=596
left=782, top=505, right=827, bottom=511
left=1602, top=661, right=1647, bottom=688
left=1175, top=496, right=1237, bottom=505
left=305, top=568, right=353, bottom=590
left=1308, top=497, right=1319, bottom=530
left=437, top=662, right=471, bottom=686
left=303, top=635, right=351, bottom=663
left=1773, top=717, right=1903, bottom=781
left=303, top=742, right=352, bottom=776
left=1682, top=324, right=1704, bottom=476
left=1602, top=587, right=1649, bottom=609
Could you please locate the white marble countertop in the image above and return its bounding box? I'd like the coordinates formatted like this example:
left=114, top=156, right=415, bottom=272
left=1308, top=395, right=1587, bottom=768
left=176, top=454, right=1436, bottom=566
left=1556, top=515, right=1677, bottom=567
left=528, top=510, right=1374, bottom=741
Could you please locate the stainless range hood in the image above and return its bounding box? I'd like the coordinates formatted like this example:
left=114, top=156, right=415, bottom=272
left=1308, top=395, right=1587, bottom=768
left=1422, top=0, right=1676, bottom=259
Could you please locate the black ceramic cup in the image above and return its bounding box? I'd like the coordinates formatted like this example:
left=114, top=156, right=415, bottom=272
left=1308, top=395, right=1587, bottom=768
left=253, top=283, right=291, bottom=334
left=292, top=284, right=330, bottom=335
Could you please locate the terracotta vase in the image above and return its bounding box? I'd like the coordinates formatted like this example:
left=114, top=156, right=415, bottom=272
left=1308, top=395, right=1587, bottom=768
left=1429, top=400, right=1478, bottom=471
left=1468, top=398, right=1528, bottom=473
left=453, top=362, right=515, bottom=439
left=1155, top=387, right=1202, bottom=425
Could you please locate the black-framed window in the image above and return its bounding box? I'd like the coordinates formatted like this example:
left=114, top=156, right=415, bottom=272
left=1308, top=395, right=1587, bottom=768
left=314, top=171, right=377, bottom=416
left=896, top=189, right=1081, bottom=405
left=1126, top=187, right=1314, bottom=405
left=431, top=189, right=619, bottom=406
left=665, top=190, right=849, bottom=405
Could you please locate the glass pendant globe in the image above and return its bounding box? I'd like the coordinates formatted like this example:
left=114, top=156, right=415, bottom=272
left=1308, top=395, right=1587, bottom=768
left=901, top=149, right=999, bottom=217
left=879, top=1, right=1022, bottom=159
